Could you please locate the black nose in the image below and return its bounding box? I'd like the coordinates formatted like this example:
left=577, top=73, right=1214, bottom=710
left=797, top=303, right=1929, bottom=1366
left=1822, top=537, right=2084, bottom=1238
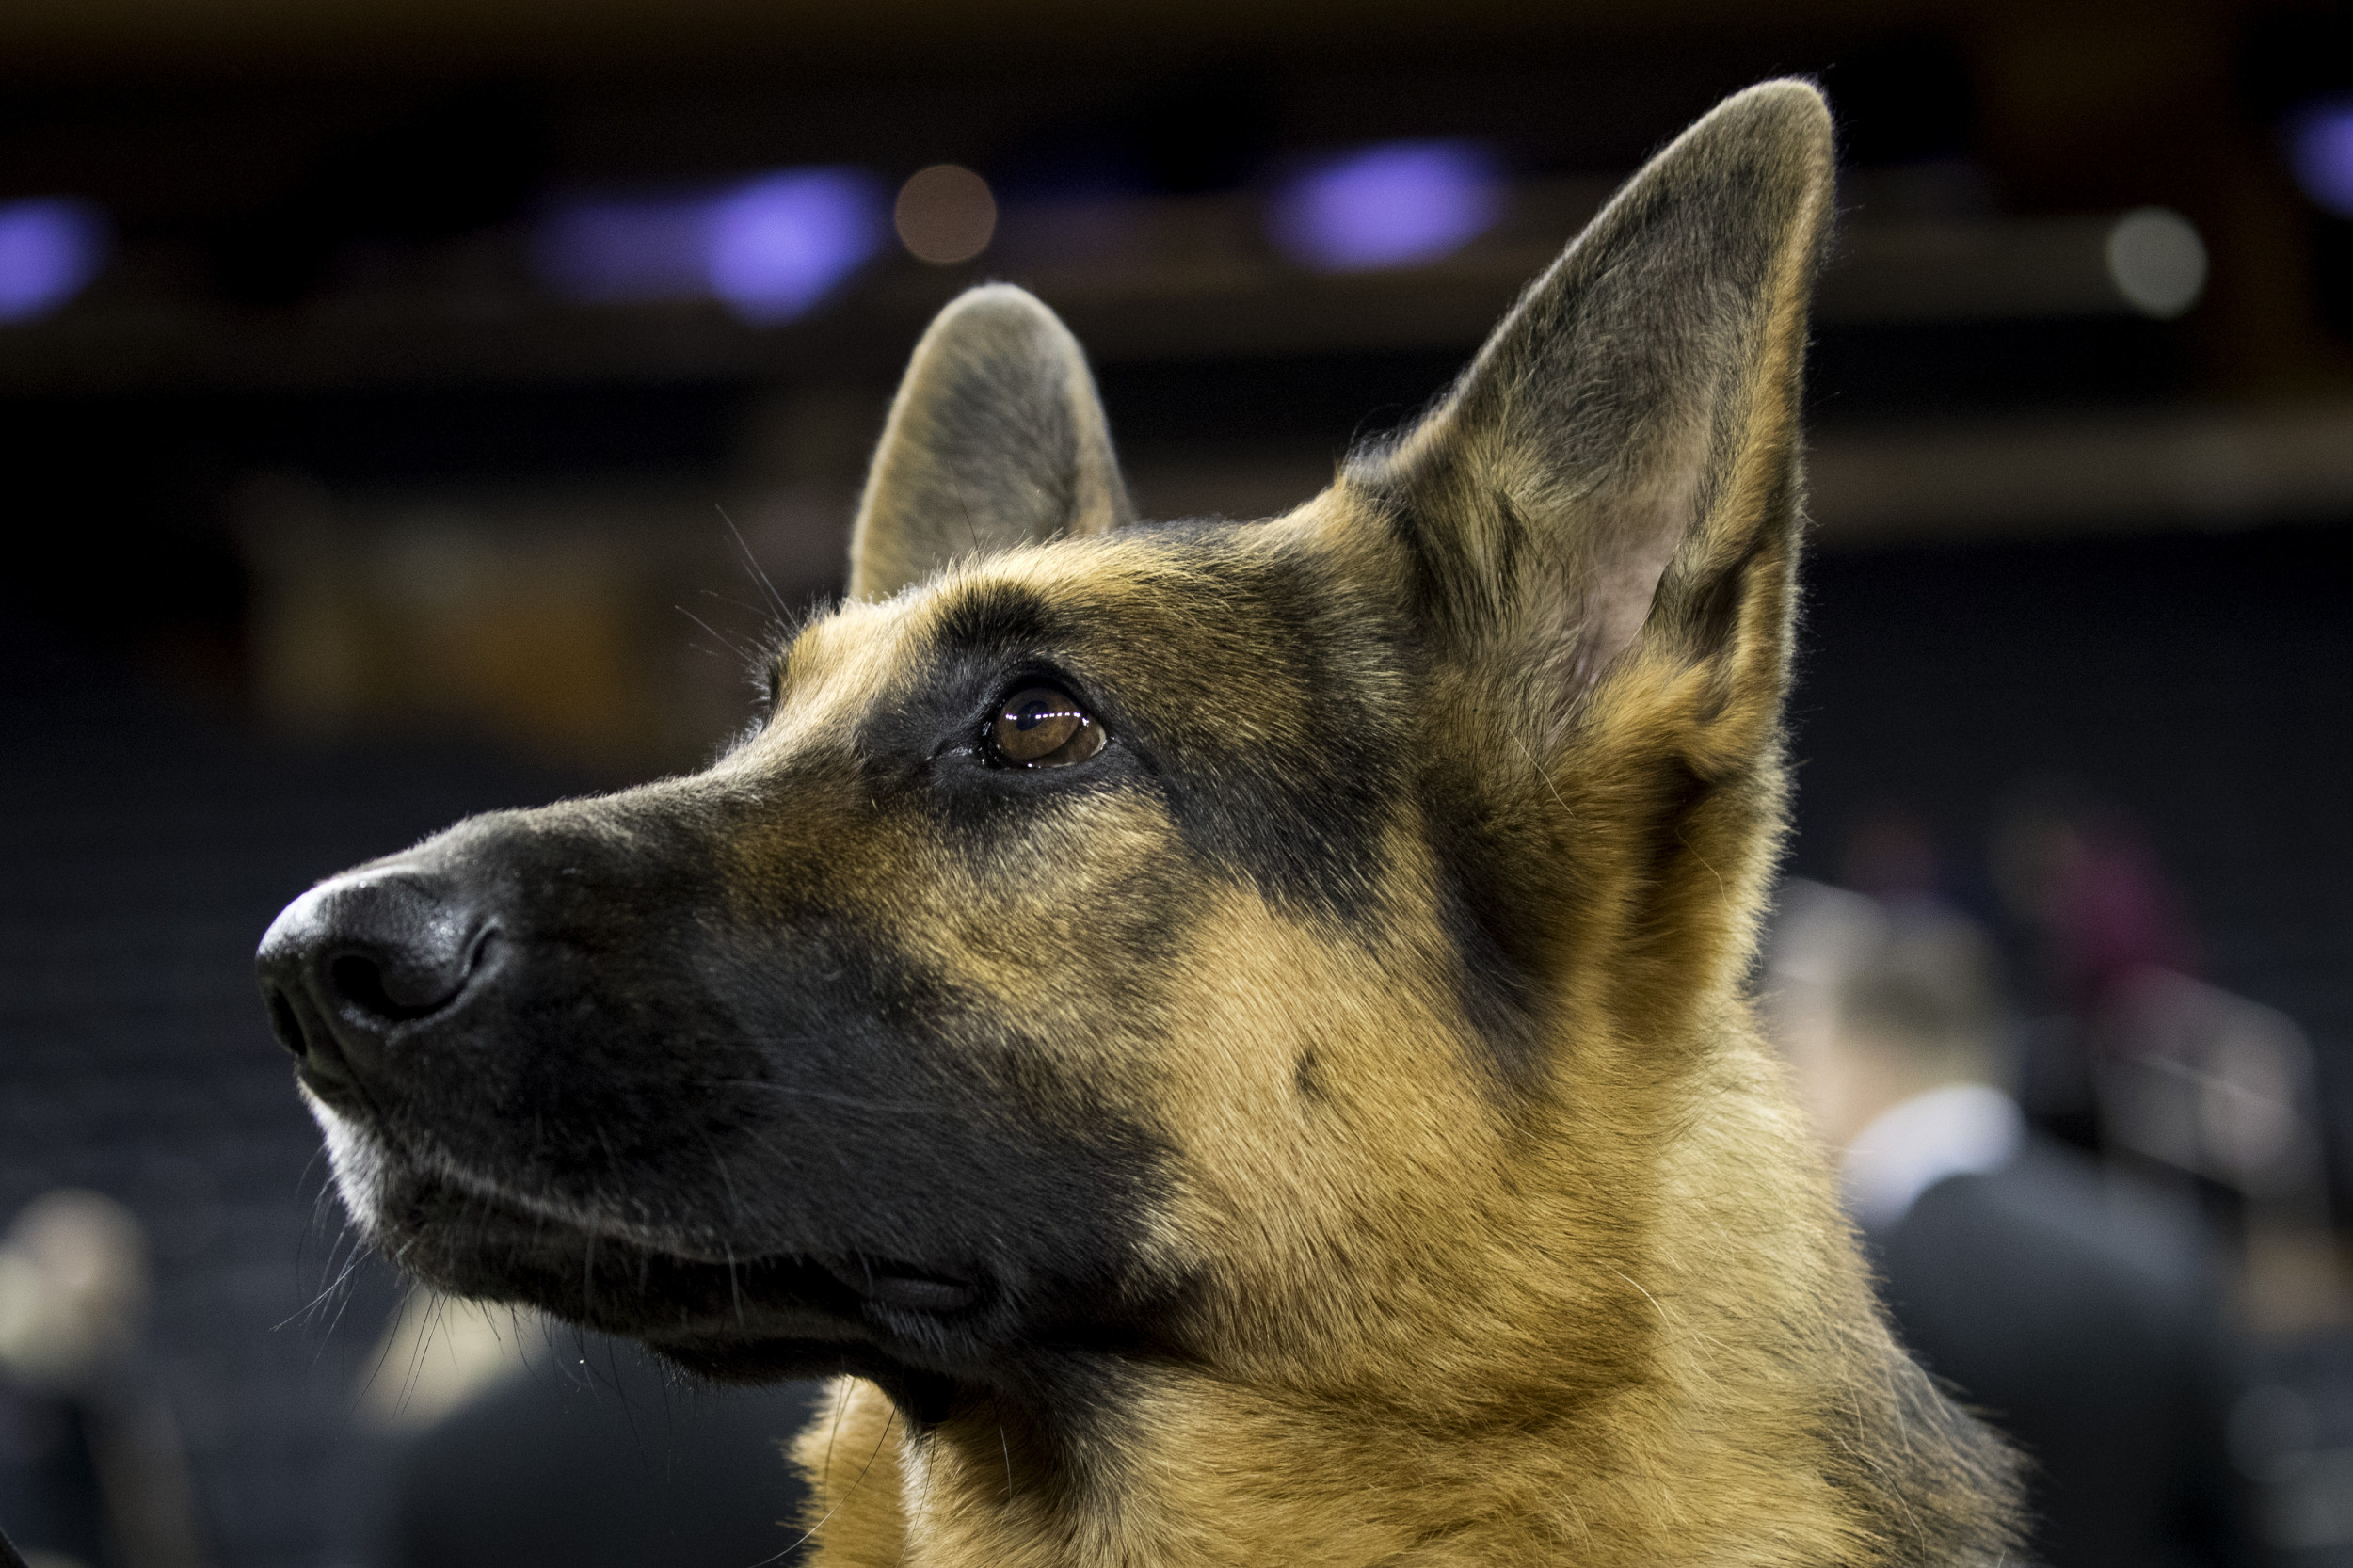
left=256, top=870, right=489, bottom=1084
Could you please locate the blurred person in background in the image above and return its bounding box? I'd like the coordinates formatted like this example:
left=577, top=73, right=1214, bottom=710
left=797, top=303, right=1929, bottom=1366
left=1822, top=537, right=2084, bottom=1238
left=1994, top=781, right=2206, bottom=1152
left=0, top=1192, right=210, bottom=1568
left=1995, top=785, right=2338, bottom=1335
left=1772, top=877, right=2255, bottom=1567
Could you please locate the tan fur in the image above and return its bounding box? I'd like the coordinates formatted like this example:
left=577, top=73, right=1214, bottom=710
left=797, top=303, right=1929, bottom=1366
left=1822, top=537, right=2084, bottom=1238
left=748, top=83, right=2025, bottom=1567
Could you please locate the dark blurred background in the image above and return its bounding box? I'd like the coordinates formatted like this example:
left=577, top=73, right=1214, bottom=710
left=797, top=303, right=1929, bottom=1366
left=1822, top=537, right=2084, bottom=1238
left=1, top=0, right=2349, bottom=1564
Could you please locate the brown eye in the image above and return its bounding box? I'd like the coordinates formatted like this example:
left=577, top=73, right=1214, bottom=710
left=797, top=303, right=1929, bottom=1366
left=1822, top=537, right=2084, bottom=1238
left=987, top=684, right=1105, bottom=769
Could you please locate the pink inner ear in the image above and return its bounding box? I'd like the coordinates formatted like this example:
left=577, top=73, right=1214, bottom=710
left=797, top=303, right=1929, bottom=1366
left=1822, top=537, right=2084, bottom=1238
left=1571, top=545, right=1674, bottom=690
left=1563, top=449, right=1701, bottom=692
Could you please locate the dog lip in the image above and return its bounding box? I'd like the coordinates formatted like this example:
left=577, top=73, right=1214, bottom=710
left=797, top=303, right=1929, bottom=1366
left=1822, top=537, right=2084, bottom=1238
left=641, top=1236, right=984, bottom=1317
left=817, top=1256, right=983, bottom=1315
left=371, top=1164, right=998, bottom=1353
left=626, top=1238, right=985, bottom=1317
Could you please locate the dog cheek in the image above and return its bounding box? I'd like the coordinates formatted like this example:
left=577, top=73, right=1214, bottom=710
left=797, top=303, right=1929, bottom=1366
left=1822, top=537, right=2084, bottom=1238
left=305, top=1086, right=393, bottom=1237
left=892, top=794, right=1194, bottom=1054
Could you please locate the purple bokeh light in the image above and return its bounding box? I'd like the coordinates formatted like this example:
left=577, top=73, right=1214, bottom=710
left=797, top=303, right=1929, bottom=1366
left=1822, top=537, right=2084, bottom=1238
left=534, top=192, right=710, bottom=302
left=535, top=168, right=888, bottom=323
left=709, top=170, right=890, bottom=322
left=2287, top=99, right=2353, bottom=219
left=0, top=199, right=108, bottom=323
left=1266, top=140, right=1504, bottom=273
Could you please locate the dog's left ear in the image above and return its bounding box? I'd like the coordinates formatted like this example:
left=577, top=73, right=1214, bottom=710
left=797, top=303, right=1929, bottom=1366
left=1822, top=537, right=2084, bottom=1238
left=1353, top=80, right=1833, bottom=773
left=849, top=284, right=1133, bottom=600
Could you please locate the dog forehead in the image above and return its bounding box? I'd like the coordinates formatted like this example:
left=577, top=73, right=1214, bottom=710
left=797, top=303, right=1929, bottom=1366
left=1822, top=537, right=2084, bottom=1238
left=921, top=528, right=1246, bottom=629
left=759, top=595, right=919, bottom=744
left=737, top=519, right=1385, bottom=788
left=842, top=523, right=1310, bottom=668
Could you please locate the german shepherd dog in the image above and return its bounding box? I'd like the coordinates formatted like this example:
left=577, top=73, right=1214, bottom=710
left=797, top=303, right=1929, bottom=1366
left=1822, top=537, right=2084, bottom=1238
left=259, top=82, right=2024, bottom=1565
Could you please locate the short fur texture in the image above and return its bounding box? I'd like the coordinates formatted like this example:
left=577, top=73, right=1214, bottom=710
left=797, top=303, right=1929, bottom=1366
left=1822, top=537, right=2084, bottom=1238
left=258, top=81, right=2026, bottom=1567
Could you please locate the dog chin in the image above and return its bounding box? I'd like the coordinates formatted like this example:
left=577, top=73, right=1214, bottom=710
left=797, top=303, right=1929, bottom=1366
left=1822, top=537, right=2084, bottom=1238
left=305, top=1087, right=395, bottom=1237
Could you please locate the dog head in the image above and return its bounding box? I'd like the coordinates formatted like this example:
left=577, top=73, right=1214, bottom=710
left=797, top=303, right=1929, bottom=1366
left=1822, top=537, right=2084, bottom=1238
left=258, top=83, right=1833, bottom=1423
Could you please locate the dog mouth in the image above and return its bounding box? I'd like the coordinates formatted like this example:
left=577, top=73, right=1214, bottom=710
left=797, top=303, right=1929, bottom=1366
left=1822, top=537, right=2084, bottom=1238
left=368, top=1163, right=993, bottom=1384
left=636, top=1251, right=989, bottom=1384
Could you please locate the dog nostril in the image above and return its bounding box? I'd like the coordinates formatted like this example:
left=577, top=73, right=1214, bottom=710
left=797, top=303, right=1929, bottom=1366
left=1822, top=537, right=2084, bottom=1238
left=329, top=952, right=394, bottom=1018
left=327, top=949, right=463, bottom=1023
left=264, top=988, right=311, bottom=1058
left=259, top=871, right=486, bottom=1045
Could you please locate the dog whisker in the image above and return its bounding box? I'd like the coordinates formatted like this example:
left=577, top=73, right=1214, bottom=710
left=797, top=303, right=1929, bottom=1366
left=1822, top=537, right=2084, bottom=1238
left=717, top=503, right=792, bottom=631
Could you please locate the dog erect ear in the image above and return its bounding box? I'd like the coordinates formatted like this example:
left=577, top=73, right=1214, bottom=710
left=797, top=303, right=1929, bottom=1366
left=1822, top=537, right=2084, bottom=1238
left=848, top=284, right=1132, bottom=599
left=1353, top=81, right=1833, bottom=767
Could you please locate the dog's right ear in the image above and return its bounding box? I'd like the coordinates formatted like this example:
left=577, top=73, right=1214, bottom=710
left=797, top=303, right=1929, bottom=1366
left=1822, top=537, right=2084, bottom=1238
left=848, top=284, right=1133, bottom=600
left=1343, top=81, right=1834, bottom=1015
left=1349, top=80, right=1834, bottom=762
